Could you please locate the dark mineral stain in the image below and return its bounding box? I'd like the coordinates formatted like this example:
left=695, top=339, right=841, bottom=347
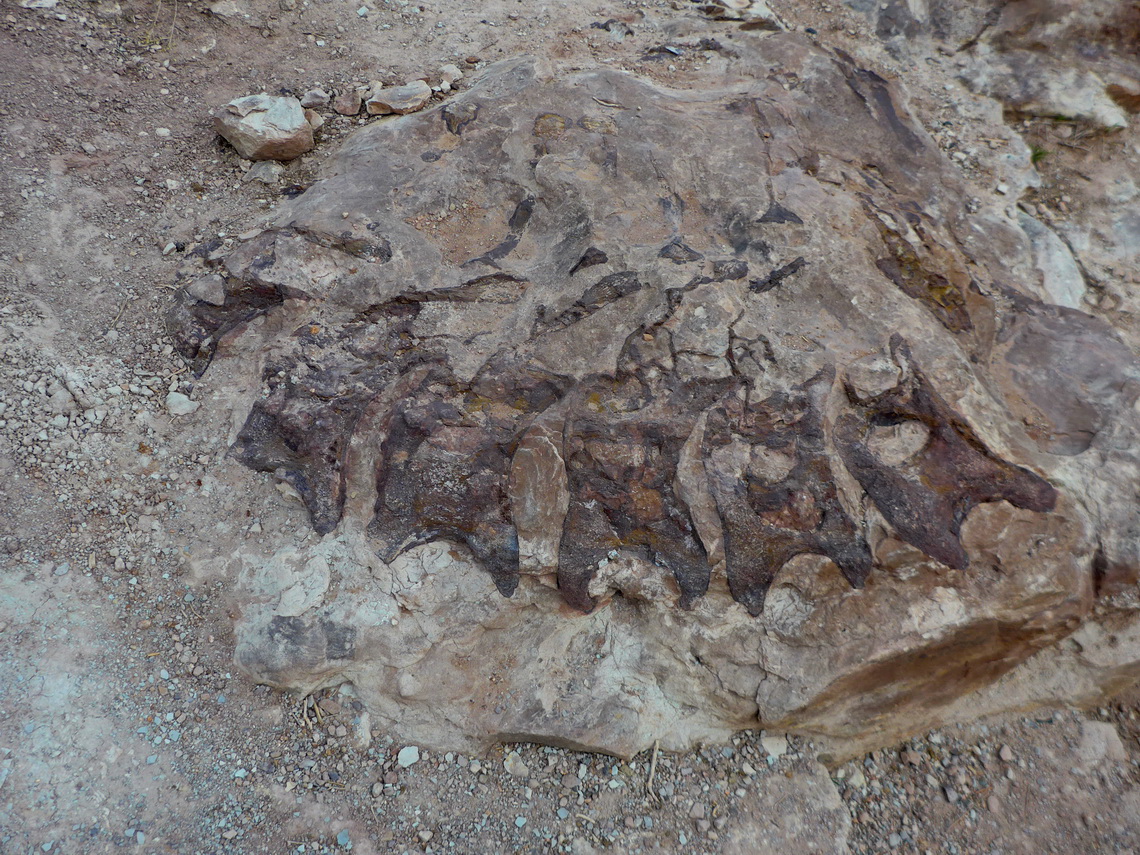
left=659, top=239, right=704, bottom=264
left=834, top=50, right=925, bottom=154
left=533, top=113, right=568, bottom=139
left=835, top=335, right=1056, bottom=569
left=265, top=616, right=356, bottom=662
left=537, top=271, right=644, bottom=333
left=569, top=246, right=609, bottom=276
left=368, top=358, right=571, bottom=598
left=393, top=273, right=530, bottom=305
left=466, top=196, right=537, bottom=267
left=749, top=257, right=807, bottom=293
left=713, top=259, right=749, bottom=281
left=321, top=620, right=357, bottom=660
left=726, top=210, right=772, bottom=257
left=508, top=196, right=536, bottom=232
left=758, top=202, right=804, bottom=225
left=167, top=276, right=284, bottom=376
left=864, top=200, right=973, bottom=332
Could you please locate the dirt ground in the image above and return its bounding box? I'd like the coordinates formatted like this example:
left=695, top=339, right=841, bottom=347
left=2, top=0, right=1139, bottom=852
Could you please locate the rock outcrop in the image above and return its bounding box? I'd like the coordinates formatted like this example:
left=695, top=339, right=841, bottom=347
left=172, top=32, right=1140, bottom=758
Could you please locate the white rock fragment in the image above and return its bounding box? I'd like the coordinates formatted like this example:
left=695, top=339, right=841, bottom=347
left=504, top=751, right=529, bottom=777
left=165, top=392, right=200, bottom=416
left=761, top=733, right=789, bottom=759
left=366, top=80, right=432, bottom=116
left=695, top=0, right=784, bottom=30
left=396, top=745, right=420, bottom=767
left=213, top=94, right=314, bottom=162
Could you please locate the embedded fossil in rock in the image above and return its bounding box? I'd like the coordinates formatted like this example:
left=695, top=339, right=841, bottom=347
left=836, top=335, right=1057, bottom=571
left=172, top=40, right=1067, bottom=619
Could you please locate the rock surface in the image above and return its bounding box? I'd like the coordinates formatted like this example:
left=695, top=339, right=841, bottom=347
left=172, top=34, right=1140, bottom=758
left=213, top=94, right=315, bottom=162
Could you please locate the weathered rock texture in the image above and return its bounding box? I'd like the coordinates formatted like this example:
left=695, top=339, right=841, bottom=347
left=172, top=32, right=1140, bottom=758
left=213, top=94, right=315, bottom=162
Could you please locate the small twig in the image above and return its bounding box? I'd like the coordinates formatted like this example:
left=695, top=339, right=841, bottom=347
left=646, top=740, right=660, bottom=800
left=575, top=814, right=595, bottom=824
left=592, top=97, right=627, bottom=109
left=108, top=300, right=130, bottom=329
left=1058, top=141, right=1091, bottom=152
left=167, top=0, right=178, bottom=51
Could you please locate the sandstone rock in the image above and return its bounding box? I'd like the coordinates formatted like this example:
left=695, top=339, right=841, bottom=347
left=304, top=109, right=324, bottom=131
left=365, top=80, right=432, bottom=115
left=185, top=273, right=226, bottom=305
left=300, top=88, right=330, bottom=109
left=332, top=90, right=363, bottom=116
left=438, top=64, right=463, bottom=88
left=1017, top=213, right=1086, bottom=309
left=213, top=94, right=314, bottom=162
left=173, top=36, right=1140, bottom=759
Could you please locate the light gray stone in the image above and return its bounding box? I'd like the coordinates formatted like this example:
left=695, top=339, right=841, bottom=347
left=300, top=88, right=330, bottom=109
left=164, top=392, right=199, bottom=416
left=213, top=94, right=314, bottom=162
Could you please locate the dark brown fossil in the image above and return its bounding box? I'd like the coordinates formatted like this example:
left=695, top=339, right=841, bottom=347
left=835, top=334, right=1057, bottom=569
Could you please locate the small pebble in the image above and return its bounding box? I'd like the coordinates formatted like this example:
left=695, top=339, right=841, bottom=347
left=504, top=751, right=529, bottom=777
left=397, top=746, right=420, bottom=768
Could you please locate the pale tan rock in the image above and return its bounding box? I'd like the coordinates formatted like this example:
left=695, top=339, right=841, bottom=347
left=365, top=80, right=432, bottom=115
left=332, top=90, right=362, bottom=116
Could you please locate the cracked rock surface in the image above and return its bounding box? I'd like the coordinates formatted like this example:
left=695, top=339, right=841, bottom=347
left=173, top=34, right=1140, bottom=757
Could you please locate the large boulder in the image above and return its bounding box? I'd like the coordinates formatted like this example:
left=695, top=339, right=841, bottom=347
left=171, top=33, right=1140, bottom=758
